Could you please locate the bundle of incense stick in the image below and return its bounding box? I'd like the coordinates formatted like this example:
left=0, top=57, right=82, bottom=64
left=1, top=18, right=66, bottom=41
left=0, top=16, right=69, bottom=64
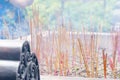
left=53, top=32, right=59, bottom=75
left=24, top=4, right=120, bottom=77
left=111, top=33, right=118, bottom=78
left=64, top=53, right=69, bottom=76
left=90, top=34, right=95, bottom=78
left=94, top=34, right=99, bottom=78
left=102, top=49, right=107, bottom=78
left=72, top=34, right=76, bottom=68
left=78, top=38, right=90, bottom=77
left=58, top=28, right=62, bottom=75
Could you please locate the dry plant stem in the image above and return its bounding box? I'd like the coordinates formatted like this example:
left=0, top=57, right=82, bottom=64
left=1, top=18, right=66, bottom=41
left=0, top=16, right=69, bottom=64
left=78, top=38, right=90, bottom=77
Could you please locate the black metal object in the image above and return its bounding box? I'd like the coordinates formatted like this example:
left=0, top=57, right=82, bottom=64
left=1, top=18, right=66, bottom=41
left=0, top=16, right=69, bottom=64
left=0, top=60, right=19, bottom=80
left=17, top=53, right=40, bottom=80
left=0, top=40, right=40, bottom=80
left=29, top=53, right=40, bottom=80
left=0, top=40, right=30, bottom=61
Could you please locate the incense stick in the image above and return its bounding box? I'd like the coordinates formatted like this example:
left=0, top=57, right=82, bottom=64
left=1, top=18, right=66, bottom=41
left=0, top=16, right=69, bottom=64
left=78, top=38, right=90, bottom=77
left=102, top=49, right=107, bottom=78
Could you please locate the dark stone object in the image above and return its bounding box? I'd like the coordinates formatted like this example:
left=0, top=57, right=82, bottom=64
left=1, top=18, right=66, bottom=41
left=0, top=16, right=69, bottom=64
left=0, top=40, right=40, bottom=80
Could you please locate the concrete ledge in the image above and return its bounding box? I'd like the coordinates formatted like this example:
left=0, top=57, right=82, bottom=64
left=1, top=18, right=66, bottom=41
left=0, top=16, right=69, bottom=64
left=40, top=75, right=119, bottom=80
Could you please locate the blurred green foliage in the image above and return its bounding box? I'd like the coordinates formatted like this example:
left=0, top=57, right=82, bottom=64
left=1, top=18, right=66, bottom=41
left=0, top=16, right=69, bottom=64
left=26, top=0, right=118, bottom=32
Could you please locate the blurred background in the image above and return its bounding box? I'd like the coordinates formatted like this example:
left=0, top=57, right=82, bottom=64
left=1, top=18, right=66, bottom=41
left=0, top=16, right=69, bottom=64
left=0, top=0, right=120, bottom=39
